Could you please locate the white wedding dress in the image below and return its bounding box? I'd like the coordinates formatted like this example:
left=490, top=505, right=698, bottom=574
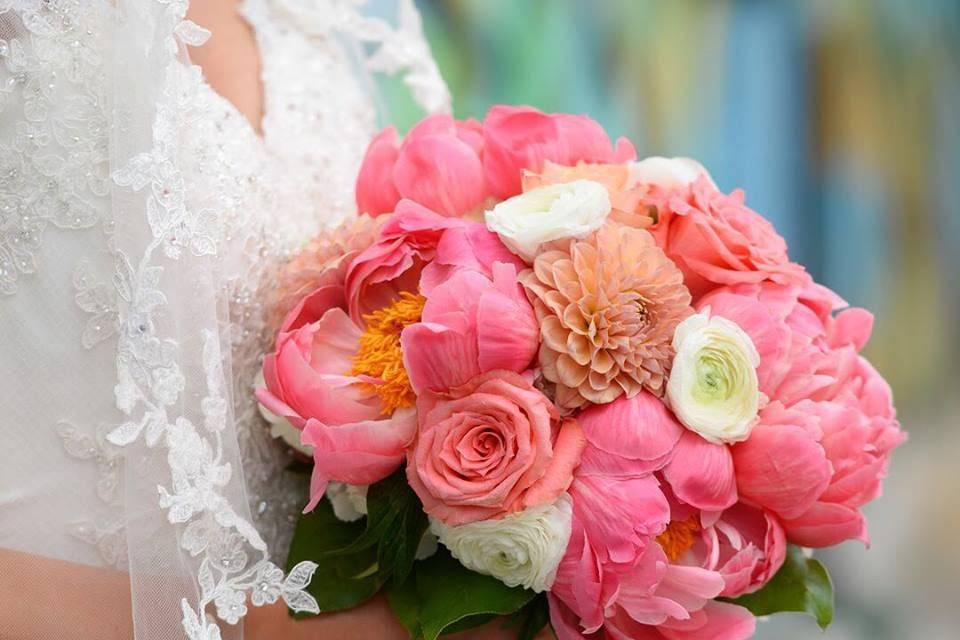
left=0, top=1, right=447, bottom=638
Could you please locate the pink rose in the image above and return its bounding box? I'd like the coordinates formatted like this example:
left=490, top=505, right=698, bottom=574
left=344, top=200, right=521, bottom=323
left=355, top=115, right=489, bottom=217
left=401, top=262, right=539, bottom=394
left=643, top=176, right=809, bottom=300
left=482, top=105, right=636, bottom=199
left=257, top=284, right=416, bottom=512
left=702, top=282, right=905, bottom=546
left=406, top=370, right=586, bottom=525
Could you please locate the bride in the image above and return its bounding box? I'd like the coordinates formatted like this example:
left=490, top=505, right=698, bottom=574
left=0, top=1, right=509, bottom=638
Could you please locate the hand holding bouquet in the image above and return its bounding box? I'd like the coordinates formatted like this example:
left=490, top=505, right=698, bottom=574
left=256, top=106, right=904, bottom=640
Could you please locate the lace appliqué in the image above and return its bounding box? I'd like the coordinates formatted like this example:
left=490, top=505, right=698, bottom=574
left=105, top=5, right=318, bottom=637
left=0, top=2, right=112, bottom=296
left=56, top=420, right=128, bottom=568
left=73, top=260, right=119, bottom=349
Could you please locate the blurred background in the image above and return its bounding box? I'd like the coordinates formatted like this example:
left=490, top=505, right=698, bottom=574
left=384, top=0, right=959, bottom=638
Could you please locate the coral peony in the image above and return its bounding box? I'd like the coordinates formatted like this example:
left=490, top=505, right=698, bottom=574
left=355, top=115, right=489, bottom=217
left=407, top=370, right=586, bottom=525
left=702, top=282, right=905, bottom=546
left=268, top=213, right=384, bottom=334
left=548, top=404, right=756, bottom=640
left=401, top=262, right=539, bottom=394
left=482, top=105, right=636, bottom=199
left=654, top=488, right=786, bottom=600
left=521, top=222, right=693, bottom=410
left=643, top=176, right=809, bottom=300
left=256, top=284, right=418, bottom=512
left=345, top=200, right=522, bottom=323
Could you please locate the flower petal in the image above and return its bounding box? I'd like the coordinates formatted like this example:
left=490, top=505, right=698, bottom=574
left=301, top=409, right=417, bottom=487
left=578, top=392, right=685, bottom=468
left=356, top=126, right=401, bottom=216
left=663, top=430, right=738, bottom=512
left=732, top=422, right=831, bottom=520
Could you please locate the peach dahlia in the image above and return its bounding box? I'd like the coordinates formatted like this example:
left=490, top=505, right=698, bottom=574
left=520, top=222, right=693, bottom=410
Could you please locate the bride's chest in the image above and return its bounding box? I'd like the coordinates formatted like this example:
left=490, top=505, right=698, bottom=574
left=179, top=0, right=378, bottom=263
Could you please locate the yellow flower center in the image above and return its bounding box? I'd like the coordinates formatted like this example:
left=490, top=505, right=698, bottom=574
left=350, top=292, right=426, bottom=415
left=656, top=516, right=701, bottom=562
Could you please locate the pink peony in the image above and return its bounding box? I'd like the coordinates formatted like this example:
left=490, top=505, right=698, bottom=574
left=344, top=200, right=521, bottom=323
left=482, top=105, right=636, bottom=199
left=406, top=370, right=586, bottom=525
left=401, top=262, right=539, bottom=394
left=549, top=393, right=756, bottom=640
left=656, top=489, right=786, bottom=600
left=702, top=282, right=905, bottom=546
left=576, top=394, right=738, bottom=512
left=643, top=176, right=809, bottom=300
left=355, top=115, right=489, bottom=217
left=256, top=284, right=417, bottom=512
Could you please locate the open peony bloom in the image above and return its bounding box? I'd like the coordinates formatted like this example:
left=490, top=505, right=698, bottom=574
left=268, top=213, right=385, bottom=334
left=345, top=200, right=523, bottom=323
left=521, top=222, right=693, bottom=410
left=407, top=370, right=586, bottom=525
left=355, top=115, right=489, bottom=217
left=655, top=488, right=786, bottom=600
left=702, top=282, right=906, bottom=546
left=485, top=179, right=612, bottom=262
left=549, top=393, right=755, bottom=640
left=256, top=283, right=418, bottom=512
left=482, top=105, right=636, bottom=199
left=666, top=310, right=762, bottom=444
left=643, top=176, right=809, bottom=300
left=344, top=201, right=464, bottom=322
left=401, top=262, right=539, bottom=394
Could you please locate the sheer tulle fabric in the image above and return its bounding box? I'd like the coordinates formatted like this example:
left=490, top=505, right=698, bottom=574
left=0, top=1, right=448, bottom=638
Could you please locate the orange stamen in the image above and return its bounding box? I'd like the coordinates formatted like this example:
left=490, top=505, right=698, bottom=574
left=350, top=292, right=426, bottom=414
left=656, top=516, right=701, bottom=562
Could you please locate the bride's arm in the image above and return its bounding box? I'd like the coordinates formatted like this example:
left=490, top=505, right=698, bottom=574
left=0, top=548, right=134, bottom=640
left=0, top=548, right=527, bottom=640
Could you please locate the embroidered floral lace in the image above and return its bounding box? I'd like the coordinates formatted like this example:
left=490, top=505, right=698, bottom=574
left=0, top=1, right=448, bottom=638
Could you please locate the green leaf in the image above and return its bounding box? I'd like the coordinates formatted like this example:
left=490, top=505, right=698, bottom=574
left=285, top=497, right=384, bottom=615
left=385, top=574, right=424, bottom=639
left=385, top=547, right=537, bottom=640
left=329, top=469, right=430, bottom=585
left=728, top=545, right=835, bottom=630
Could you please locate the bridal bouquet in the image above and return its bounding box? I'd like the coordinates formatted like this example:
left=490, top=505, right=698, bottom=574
left=256, top=106, right=904, bottom=640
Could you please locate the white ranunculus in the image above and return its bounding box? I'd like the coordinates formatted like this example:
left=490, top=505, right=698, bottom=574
left=484, top=180, right=611, bottom=261
left=326, top=482, right=368, bottom=522
left=667, top=310, right=761, bottom=444
left=430, top=494, right=573, bottom=593
left=255, top=371, right=313, bottom=456
left=629, top=156, right=714, bottom=189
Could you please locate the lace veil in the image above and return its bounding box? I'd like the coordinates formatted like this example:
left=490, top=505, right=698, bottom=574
left=0, top=1, right=448, bottom=639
